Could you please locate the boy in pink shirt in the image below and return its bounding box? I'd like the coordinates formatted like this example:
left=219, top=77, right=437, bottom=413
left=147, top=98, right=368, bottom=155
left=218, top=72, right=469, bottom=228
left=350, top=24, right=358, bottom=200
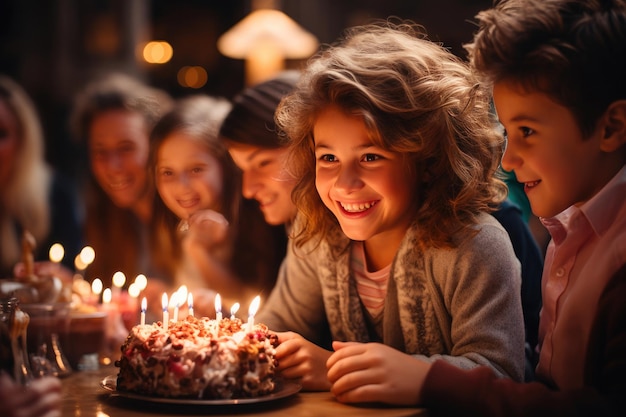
left=407, top=0, right=626, bottom=415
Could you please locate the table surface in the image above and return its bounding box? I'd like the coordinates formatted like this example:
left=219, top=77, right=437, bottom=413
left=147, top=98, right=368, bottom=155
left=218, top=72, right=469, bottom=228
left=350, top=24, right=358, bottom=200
left=61, top=366, right=428, bottom=417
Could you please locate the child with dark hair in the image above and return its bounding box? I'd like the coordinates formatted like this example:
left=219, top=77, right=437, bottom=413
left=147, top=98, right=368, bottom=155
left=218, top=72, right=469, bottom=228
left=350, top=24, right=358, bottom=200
left=414, top=1, right=626, bottom=415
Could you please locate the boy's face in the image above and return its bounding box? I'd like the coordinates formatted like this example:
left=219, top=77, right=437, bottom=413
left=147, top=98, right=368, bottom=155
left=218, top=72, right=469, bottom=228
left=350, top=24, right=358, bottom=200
left=228, top=143, right=297, bottom=226
left=494, top=81, right=612, bottom=218
left=313, top=105, right=417, bottom=257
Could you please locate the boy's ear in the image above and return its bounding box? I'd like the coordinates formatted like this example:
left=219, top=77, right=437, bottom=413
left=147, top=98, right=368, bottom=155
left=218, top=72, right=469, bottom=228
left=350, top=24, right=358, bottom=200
left=600, top=100, right=626, bottom=152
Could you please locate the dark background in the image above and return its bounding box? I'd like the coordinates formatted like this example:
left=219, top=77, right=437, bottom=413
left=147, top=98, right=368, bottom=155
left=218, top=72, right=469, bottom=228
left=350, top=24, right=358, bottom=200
left=0, top=0, right=492, bottom=179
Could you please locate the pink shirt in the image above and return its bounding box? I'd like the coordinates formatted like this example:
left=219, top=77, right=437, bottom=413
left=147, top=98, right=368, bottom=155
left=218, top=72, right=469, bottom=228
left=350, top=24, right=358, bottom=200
left=537, top=166, right=626, bottom=389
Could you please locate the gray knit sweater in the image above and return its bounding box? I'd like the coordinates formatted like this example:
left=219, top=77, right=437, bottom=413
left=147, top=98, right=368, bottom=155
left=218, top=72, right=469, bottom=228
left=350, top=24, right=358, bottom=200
left=257, top=213, right=525, bottom=381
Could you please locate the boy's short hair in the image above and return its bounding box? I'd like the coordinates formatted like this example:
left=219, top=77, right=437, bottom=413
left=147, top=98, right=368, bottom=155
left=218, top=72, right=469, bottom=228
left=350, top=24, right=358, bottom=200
left=465, top=0, right=626, bottom=136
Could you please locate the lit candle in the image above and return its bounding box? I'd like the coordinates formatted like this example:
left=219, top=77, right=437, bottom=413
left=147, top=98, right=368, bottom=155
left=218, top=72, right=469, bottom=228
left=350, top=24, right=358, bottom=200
left=140, top=297, right=147, bottom=325
left=215, top=293, right=222, bottom=321
left=102, top=288, right=112, bottom=305
left=162, top=293, right=169, bottom=331
left=79, top=246, right=96, bottom=268
left=112, top=271, right=126, bottom=301
left=48, top=243, right=64, bottom=264
left=230, top=302, right=240, bottom=320
left=134, top=274, right=148, bottom=292
left=246, top=296, right=260, bottom=333
left=187, top=293, right=194, bottom=317
left=91, top=278, right=103, bottom=304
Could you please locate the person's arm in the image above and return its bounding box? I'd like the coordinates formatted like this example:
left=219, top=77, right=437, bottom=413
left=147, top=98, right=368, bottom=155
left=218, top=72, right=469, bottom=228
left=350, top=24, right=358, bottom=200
left=421, top=264, right=626, bottom=417
left=418, top=219, right=526, bottom=381
left=256, top=238, right=332, bottom=349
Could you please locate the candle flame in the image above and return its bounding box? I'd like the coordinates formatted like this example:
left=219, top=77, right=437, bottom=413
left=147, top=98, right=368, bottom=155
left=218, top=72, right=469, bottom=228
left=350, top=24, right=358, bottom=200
left=215, top=293, right=222, bottom=313
left=49, top=243, right=64, bottom=263
left=162, top=293, right=168, bottom=311
left=79, top=246, right=96, bottom=265
left=74, top=254, right=87, bottom=271
left=128, top=283, right=140, bottom=298
left=134, top=274, right=148, bottom=290
left=187, top=293, right=193, bottom=308
left=248, top=295, right=260, bottom=317
left=91, top=278, right=103, bottom=295
left=103, top=288, right=112, bottom=304
left=230, top=302, right=240, bottom=316
left=141, top=297, right=147, bottom=312
left=112, top=271, right=126, bottom=288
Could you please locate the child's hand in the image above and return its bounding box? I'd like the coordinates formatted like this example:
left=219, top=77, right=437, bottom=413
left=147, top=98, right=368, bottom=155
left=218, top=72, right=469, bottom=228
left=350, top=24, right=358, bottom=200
left=184, top=209, right=229, bottom=250
left=274, top=331, right=333, bottom=391
left=0, top=373, right=62, bottom=417
left=327, top=341, right=430, bottom=406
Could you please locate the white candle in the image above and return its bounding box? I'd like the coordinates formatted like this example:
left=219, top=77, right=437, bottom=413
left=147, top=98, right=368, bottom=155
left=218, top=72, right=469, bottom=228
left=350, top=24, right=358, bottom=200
left=140, top=297, right=147, bottom=325
left=215, top=293, right=222, bottom=321
left=230, top=302, right=240, bottom=320
left=162, top=293, right=169, bottom=331
left=246, top=296, right=260, bottom=333
left=187, top=293, right=194, bottom=317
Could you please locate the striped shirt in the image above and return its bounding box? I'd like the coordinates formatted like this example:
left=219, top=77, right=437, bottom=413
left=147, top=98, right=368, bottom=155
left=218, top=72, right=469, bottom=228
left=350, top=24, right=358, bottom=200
left=351, top=241, right=391, bottom=319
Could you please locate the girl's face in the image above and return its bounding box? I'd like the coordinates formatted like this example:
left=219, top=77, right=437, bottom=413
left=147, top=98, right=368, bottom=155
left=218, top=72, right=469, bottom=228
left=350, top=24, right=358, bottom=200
left=494, top=80, right=617, bottom=218
left=0, top=100, right=19, bottom=190
left=155, top=133, right=223, bottom=220
left=313, top=105, right=417, bottom=258
left=228, top=143, right=297, bottom=225
left=89, top=110, right=151, bottom=209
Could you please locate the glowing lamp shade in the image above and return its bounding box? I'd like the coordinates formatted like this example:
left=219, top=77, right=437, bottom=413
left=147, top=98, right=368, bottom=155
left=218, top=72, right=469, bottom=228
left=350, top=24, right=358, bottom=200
left=217, top=9, right=318, bottom=85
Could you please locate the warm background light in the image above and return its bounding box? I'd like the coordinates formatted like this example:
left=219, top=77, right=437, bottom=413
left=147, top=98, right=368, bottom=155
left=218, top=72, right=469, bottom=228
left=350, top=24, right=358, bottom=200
left=49, top=243, right=65, bottom=263
left=79, top=246, right=95, bottom=266
left=177, top=66, right=208, bottom=88
left=142, top=41, right=173, bottom=64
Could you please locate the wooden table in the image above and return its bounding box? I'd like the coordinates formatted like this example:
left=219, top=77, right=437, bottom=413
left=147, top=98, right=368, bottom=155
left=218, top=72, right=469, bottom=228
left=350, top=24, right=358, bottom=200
left=61, top=366, right=428, bottom=417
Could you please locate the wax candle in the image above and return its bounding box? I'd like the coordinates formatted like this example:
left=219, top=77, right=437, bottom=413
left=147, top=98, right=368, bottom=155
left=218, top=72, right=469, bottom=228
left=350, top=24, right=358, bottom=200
left=162, top=293, right=169, bottom=331
left=187, top=293, right=194, bottom=317
left=215, top=293, right=222, bottom=321
left=140, top=297, right=147, bottom=325
left=246, top=296, right=260, bottom=333
left=230, top=302, right=240, bottom=320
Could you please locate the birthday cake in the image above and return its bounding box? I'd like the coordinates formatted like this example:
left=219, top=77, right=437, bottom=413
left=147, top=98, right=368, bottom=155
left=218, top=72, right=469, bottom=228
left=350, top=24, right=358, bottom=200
left=115, top=316, right=279, bottom=399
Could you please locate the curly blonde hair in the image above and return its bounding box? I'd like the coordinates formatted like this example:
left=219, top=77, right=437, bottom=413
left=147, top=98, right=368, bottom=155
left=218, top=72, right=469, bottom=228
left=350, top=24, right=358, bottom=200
left=276, top=20, right=506, bottom=250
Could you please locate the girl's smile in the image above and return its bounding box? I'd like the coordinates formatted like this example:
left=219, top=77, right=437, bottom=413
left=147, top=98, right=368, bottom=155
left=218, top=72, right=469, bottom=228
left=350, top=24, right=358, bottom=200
left=313, top=105, right=417, bottom=267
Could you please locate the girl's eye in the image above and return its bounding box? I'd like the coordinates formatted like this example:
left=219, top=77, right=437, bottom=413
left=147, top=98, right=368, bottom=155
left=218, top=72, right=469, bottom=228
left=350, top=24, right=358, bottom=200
left=520, top=127, right=535, bottom=138
left=319, top=154, right=337, bottom=162
left=191, top=167, right=203, bottom=174
left=363, top=153, right=380, bottom=162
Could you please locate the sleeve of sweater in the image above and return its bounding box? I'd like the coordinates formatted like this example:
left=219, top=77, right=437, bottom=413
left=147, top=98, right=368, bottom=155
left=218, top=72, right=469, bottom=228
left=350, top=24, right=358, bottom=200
left=421, top=263, right=626, bottom=417
left=256, top=238, right=333, bottom=349
left=420, top=217, right=526, bottom=381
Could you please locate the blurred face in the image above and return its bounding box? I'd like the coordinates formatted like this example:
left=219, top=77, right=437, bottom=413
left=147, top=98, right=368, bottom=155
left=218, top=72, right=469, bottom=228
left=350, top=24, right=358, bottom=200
left=494, top=81, right=614, bottom=218
left=0, top=100, right=19, bottom=190
left=155, top=133, right=223, bottom=220
left=228, top=143, right=297, bottom=225
left=313, top=105, right=417, bottom=255
left=89, top=110, right=150, bottom=209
